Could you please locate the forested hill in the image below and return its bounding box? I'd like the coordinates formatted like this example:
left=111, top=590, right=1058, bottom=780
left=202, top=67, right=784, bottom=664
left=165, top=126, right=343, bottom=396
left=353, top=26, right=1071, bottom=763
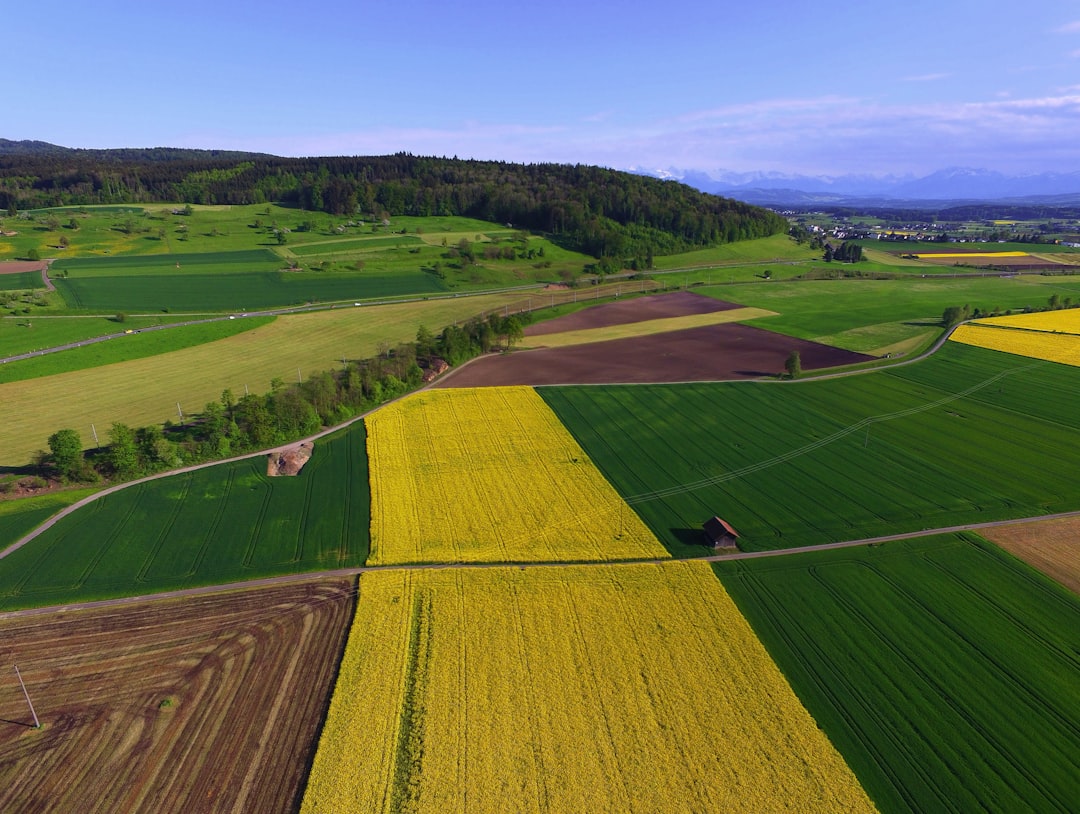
left=0, top=145, right=786, bottom=258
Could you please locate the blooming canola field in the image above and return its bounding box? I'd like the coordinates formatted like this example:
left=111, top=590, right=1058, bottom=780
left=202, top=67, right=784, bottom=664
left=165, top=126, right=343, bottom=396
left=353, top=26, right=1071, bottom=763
left=301, top=563, right=877, bottom=813
left=365, top=387, right=669, bottom=564
left=950, top=311, right=1080, bottom=366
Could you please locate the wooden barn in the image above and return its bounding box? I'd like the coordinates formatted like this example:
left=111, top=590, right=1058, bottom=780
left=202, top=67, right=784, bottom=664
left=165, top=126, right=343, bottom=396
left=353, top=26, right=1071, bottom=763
left=703, top=516, right=739, bottom=550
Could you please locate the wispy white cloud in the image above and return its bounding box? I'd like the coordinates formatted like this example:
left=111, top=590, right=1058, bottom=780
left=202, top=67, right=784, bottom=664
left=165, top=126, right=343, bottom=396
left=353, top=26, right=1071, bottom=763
left=174, top=92, right=1080, bottom=176
left=1055, top=20, right=1080, bottom=33
left=903, top=73, right=950, bottom=82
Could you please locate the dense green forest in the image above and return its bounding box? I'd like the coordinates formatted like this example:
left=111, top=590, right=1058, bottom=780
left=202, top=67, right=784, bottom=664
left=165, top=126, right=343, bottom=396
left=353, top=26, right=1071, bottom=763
left=0, top=143, right=786, bottom=258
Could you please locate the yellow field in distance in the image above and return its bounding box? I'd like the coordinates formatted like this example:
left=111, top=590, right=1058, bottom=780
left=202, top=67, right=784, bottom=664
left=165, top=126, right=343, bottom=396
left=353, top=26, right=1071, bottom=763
left=950, top=312, right=1080, bottom=366
left=913, top=251, right=1028, bottom=259
left=971, top=309, right=1080, bottom=335
left=301, top=563, right=877, bottom=814
left=365, top=386, right=668, bottom=564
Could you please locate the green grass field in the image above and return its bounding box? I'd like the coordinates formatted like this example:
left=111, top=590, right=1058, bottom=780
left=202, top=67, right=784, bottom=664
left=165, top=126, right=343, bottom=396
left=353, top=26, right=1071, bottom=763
left=540, top=343, right=1080, bottom=555
left=0, top=290, right=525, bottom=467
left=0, top=423, right=369, bottom=611
left=0, top=489, right=99, bottom=550
left=0, top=272, right=45, bottom=291
left=711, top=275, right=1080, bottom=352
left=0, top=316, right=274, bottom=384
left=714, top=535, right=1080, bottom=813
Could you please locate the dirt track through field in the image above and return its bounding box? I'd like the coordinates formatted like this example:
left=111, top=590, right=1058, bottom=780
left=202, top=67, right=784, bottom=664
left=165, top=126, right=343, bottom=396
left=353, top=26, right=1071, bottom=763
left=0, top=578, right=354, bottom=814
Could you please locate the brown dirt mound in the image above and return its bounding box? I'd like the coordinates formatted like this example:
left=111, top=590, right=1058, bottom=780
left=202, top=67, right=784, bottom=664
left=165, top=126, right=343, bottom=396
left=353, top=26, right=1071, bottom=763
left=524, top=291, right=740, bottom=337
left=437, top=323, right=872, bottom=387
left=267, top=442, right=313, bottom=476
left=0, top=579, right=354, bottom=814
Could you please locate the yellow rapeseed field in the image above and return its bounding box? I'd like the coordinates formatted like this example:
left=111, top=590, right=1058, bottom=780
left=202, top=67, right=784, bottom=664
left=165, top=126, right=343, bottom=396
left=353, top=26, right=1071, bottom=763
left=971, top=310, right=1080, bottom=335
left=915, top=250, right=1028, bottom=259
left=301, top=563, right=877, bottom=813
left=950, top=321, right=1080, bottom=366
left=365, top=387, right=669, bottom=564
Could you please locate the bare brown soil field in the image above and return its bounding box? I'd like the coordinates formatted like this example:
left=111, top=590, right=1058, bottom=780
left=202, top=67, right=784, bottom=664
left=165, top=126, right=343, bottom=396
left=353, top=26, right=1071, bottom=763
left=0, top=261, right=48, bottom=275
left=0, top=579, right=355, bottom=814
left=982, top=517, right=1080, bottom=595
left=524, top=291, right=739, bottom=336
left=437, top=323, right=873, bottom=387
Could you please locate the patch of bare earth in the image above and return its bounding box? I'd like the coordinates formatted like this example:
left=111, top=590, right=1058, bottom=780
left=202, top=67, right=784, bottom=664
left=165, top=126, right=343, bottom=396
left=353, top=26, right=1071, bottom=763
left=982, top=516, right=1080, bottom=595
left=0, top=579, right=355, bottom=814
left=524, top=290, right=740, bottom=336
left=267, top=441, right=313, bottom=476
left=437, top=322, right=872, bottom=387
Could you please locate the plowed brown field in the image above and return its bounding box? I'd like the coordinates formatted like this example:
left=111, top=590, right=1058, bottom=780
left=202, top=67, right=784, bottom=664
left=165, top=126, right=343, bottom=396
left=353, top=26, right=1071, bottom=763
left=0, top=579, right=354, bottom=814
left=983, top=517, right=1080, bottom=595
left=439, top=322, right=872, bottom=387
left=523, top=291, right=739, bottom=336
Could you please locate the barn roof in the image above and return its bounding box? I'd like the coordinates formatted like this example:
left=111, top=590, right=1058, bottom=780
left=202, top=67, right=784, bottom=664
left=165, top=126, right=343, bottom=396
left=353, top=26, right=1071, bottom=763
left=703, top=516, right=739, bottom=538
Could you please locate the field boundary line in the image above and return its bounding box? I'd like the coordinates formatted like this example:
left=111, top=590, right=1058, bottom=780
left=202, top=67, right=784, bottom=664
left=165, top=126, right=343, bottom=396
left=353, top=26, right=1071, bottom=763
left=4, top=509, right=1080, bottom=621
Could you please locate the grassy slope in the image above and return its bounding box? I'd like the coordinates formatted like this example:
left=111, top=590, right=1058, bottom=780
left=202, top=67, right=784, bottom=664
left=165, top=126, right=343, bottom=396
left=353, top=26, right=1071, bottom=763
left=0, top=423, right=369, bottom=611
left=0, top=316, right=274, bottom=384
left=540, top=342, right=1080, bottom=555
left=713, top=535, right=1080, bottom=814
left=0, top=291, right=524, bottom=467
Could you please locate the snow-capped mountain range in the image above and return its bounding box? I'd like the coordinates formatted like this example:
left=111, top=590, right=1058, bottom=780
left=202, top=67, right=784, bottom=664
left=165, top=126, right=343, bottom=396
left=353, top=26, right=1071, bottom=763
left=630, top=166, right=1080, bottom=206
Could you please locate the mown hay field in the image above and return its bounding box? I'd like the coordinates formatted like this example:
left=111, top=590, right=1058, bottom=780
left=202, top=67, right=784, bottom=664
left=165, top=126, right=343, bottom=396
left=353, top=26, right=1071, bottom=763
left=950, top=321, right=1080, bottom=366
left=366, top=387, right=668, bottom=564
left=0, top=291, right=523, bottom=467
left=715, top=535, right=1080, bottom=813
left=0, top=579, right=354, bottom=814
left=0, top=424, right=368, bottom=611
left=302, top=563, right=876, bottom=814
left=540, top=342, right=1080, bottom=554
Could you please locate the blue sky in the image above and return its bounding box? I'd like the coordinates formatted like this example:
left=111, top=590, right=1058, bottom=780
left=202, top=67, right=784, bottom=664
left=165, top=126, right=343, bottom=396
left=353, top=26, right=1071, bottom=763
left=6, top=1, right=1080, bottom=177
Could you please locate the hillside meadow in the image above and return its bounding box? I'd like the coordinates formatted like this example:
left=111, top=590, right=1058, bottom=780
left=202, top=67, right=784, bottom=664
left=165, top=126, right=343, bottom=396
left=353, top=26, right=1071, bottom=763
left=0, top=290, right=523, bottom=467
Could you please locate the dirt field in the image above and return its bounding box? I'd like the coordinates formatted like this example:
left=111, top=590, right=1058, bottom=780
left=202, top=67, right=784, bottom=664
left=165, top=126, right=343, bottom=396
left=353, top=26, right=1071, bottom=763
left=524, top=291, right=740, bottom=336
left=0, top=261, right=48, bottom=275
left=0, top=579, right=355, bottom=814
left=982, top=517, right=1080, bottom=595
left=438, top=322, right=872, bottom=387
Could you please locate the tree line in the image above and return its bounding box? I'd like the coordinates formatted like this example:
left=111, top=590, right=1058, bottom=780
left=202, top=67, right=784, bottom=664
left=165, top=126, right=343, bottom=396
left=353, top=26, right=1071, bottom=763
left=0, top=150, right=786, bottom=260
left=44, top=312, right=527, bottom=484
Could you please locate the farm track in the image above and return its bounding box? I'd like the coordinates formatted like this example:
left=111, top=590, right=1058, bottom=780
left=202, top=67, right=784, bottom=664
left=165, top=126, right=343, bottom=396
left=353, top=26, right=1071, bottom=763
left=3, top=509, right=1078, bottom=623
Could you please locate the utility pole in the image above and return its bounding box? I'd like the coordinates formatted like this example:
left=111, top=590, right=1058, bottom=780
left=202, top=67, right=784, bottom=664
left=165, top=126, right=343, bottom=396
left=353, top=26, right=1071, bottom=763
left=176, top=403, right=183, bottom=421
left=13, top=664, right=40, bottom=729
left=90, top=423, right=99, bottom=446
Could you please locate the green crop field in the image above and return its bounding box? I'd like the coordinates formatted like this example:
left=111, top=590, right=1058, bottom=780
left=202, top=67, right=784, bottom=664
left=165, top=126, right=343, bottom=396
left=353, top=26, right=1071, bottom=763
left=540, top=343, right=1080, bottom=555
left=53, top=269, right=448, bottom=311
left=714, top=535, right=1080, bottom=813
left=0, top=489, right=99, bottom=550
left=0, top=423, right=369, bottom=611
left=711, top=275, right=1080, bottom=353
left=0, top=272, right=44, bottom=291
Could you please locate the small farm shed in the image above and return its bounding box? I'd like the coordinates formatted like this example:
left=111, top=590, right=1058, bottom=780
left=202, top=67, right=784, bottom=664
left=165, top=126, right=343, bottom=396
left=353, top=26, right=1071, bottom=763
left=703, top=516, right=739, bottom=550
